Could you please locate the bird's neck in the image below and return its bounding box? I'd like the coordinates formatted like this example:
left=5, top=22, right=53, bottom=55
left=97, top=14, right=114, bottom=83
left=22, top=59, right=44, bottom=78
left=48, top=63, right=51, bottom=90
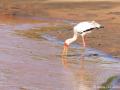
left=65, top=33, right=78, bottom=45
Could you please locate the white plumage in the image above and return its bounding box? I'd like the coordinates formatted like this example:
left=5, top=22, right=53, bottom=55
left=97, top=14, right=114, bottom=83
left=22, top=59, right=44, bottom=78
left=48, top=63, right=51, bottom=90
left=74, top=21, right=102, bottom=34
left=74, top=21, right=95, bottom=32
left=64, top=21, right=104, bottom=47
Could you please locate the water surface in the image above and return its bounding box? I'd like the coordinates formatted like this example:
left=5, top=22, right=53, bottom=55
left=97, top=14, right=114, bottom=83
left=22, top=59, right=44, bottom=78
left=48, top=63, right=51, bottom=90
left=0, top=16, right=119, bottom=90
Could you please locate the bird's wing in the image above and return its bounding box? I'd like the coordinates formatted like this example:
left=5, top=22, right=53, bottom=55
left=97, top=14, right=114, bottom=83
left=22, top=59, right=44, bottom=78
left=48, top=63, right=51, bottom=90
left=74, top=22, right=94, bottom=32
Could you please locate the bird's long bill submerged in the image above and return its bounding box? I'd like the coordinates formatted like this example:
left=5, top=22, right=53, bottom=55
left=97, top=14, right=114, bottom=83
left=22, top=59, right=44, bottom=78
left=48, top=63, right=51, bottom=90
left=62, top=21, right=104, bottom=56
left=62, top=43, right=69, bottom=56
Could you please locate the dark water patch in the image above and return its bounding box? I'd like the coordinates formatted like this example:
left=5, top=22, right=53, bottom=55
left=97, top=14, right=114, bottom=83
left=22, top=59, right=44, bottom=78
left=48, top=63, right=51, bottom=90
left=56, top=54, right=81, bottom=57
left=87, top=53, right=99, bottom=57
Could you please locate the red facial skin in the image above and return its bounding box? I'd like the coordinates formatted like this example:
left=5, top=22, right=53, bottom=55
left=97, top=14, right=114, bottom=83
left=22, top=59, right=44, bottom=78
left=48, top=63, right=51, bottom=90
left=64, top=43, right=69, bottom=48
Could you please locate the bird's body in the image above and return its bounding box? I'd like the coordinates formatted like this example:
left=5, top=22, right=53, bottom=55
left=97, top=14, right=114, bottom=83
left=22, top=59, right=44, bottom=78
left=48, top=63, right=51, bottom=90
left=63, top=21, right=104, bottom=55
left=74, top=21, right=95, bottom=33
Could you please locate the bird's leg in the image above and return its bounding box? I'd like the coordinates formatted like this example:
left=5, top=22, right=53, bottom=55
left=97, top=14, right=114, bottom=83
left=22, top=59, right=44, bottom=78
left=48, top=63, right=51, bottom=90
left=65, top=47, right=68, bottom=56
left=82, top=35, right=86, bottom=47
left=64, top=46, right=68, bottom=56
left=62, top=46, right=66, bottom=56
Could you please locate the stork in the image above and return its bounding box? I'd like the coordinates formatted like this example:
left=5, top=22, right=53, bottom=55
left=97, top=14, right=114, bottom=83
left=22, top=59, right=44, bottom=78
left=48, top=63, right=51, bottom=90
left=63, top=21, right=104, bottom=55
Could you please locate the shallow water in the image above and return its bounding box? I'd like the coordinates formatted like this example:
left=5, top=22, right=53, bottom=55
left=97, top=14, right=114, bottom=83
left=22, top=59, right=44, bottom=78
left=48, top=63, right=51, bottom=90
left=0, top=16, right=119, bottom=90
left=41, top=27, right=120, bottom=90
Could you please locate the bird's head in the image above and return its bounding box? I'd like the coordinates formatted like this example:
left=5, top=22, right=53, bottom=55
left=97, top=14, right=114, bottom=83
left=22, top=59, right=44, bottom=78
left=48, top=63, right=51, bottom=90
left=64, top=42, right=69, bottom=48
left=64, top=40, right=69, bottom=48
left=91, top=21, right=104, bottom=29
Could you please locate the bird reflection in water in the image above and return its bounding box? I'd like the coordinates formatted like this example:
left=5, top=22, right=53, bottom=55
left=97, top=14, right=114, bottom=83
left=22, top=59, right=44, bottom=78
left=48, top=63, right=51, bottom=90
left=61, top=53, right=92, bottom=90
